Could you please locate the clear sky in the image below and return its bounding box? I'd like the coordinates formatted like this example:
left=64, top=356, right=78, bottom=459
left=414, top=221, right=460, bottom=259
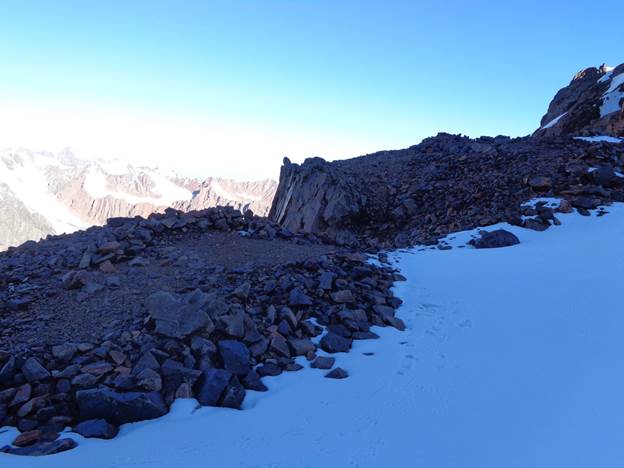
left=0, top=0, right=622, bottom=180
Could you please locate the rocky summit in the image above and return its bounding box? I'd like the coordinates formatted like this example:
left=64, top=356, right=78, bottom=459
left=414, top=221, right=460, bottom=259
left=534, top=63, right=624, bottom=138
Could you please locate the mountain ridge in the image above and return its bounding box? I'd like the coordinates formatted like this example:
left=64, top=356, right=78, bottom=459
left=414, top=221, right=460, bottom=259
left=0, top=148, right=277, bottom=250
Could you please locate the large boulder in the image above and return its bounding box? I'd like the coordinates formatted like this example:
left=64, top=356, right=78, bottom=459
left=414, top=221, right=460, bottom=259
left=73, top=419, right=119, bottom=439
left=268, top=157, right=368, bottom=236
left=147, top=289, right=222, bottom=339
left=470, top=229, right=520, bottom=249
left=319, top=332, right=352, bottom=353
left=194, top=368, right=246, bottom=409
left=218, top=341, right=250, bottom=376
left=75, top=388, right=168, bottom=425
left=21, top=357, right=51, bottom=383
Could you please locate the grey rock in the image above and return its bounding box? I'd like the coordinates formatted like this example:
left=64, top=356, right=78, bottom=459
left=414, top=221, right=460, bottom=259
left=148, top=289, right=215, bottom=339
left=289, top=338, right=315, bottom=356
left=220, top=376, right=246, bottom=409
left=319, top=332, right=352, bottom=353
left=71, top=373, right=98, bottom=388
left=76, top=388, right=167, bottom=425
left=311, top=356, right=336, bottom=369
left=52, top=344, right=77, bottom=361
left=22, top=357, right=51, bottom=383
left=319, top=271, right=336, bottom=290
left=288, top=287, right=313, bottom=307
left=73, top=419, right=119, bottom=439
left=241, top=370, right=268, bottom=392
left=136, top=368, right=163, bottom=392
left=194, top=368, right=232, bottom=406
left=470, top=229, right=520, bottom=249
left=218, top=341, right=250, bottom=376
left=325, top=367, right=349, bottom=379
left=133, top=351, right=161, bottom=374
left=256, top=362, right=282, bottom=377
left=0, top=357, right=16, bottom=385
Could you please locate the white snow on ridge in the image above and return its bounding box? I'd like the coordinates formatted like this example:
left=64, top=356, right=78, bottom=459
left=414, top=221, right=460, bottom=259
left=541, top=111, right=567, bottom=129
left=210, top=180, right=261, bottom=201
left=600, top=72, right=624, bottom=117
left=0, top=150, right=89, bottom=234
left=83, top=167, right=193, bottom=205
left=3, top=204, right=624, bottom=467
left=574, top=135, right=623, bottom=143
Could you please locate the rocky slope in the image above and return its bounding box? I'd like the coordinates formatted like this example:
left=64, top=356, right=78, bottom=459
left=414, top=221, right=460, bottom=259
left=0, top=206, right=403, bottom=455
left=0, top=148, right=277, bottom=250
left=270, top=63, right=624, bottom=247
left=270, top=134, right=624, bottom=247
left=534, top=62, right=624, bottom=137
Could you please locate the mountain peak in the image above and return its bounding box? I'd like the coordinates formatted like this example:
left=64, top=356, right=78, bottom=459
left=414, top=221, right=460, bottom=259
left=534, top=62, right=624, bottom=138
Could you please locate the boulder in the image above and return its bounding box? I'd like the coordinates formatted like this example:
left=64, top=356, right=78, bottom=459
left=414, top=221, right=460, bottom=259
left=528, top=176, right=552, bottom=191
left=147, top=289, right=216, bottom=339
left=22, top=358, right=51, bottom=383
left=195, top=368, right=245, bottom=408
left=470, top=229, right=520, bottom=249
left=218, top=341, right=251, bottom=376
left=241, top=370, right=268, bottom=392
left=311, top=356, right=335, bottom=369
left=288, top=338, right=315, bottom=356
left=52, top=344, right=77, bottom=362
left=288, top=287, right=313, bottom=307
left=73, top=419, right=119, bottom=439
left=75, top=388, right=167, bottom=425
left=331, top=290, right=355, bottom=304
left=319, top=332, right=352, bottom=353
left=0, top=356, right=16, bottom=385
left=325, top=367, right=349, bottom=379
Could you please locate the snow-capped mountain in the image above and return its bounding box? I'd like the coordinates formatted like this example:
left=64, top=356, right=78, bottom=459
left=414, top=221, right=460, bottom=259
left=535, top=62, right=624, bottom=137
left=0, top=148, right=277, bottom=250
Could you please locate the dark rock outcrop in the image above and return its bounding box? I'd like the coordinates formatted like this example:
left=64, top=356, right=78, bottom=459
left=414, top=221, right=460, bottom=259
left=534, top=63, right=623, bottom=138
left=269, top=133, right=624, bottom=248
left=75, top=388, right=168, bottom=425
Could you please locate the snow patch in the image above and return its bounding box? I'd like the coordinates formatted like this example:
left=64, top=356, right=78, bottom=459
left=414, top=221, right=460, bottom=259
left=541, top=112, right=567, bottom=129
left=0, top=150, right=89, bottom=234
left=574, top=135, right=623, bottom=143
left=83, top=167, right=193, bottom=205
left=210, top=180, right=261, bottom=202
left=600, top=72, right=624, bottom=117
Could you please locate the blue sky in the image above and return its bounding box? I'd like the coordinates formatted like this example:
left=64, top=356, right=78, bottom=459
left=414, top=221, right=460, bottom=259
left=0, top=0, right=622, bottom=179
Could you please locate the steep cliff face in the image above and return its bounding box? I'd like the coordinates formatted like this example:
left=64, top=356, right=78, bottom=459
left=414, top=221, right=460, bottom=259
left=268, top=157, right=369, bottom=238
left=534, top=63, right=624, bottom=137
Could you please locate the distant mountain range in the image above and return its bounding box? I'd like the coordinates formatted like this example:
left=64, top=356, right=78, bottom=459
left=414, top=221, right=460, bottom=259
left=0, top=148, right=276, bottom=250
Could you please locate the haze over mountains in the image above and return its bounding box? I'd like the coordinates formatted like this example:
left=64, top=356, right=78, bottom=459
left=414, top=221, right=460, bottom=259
left=0, top=148, right=276, bottom=250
